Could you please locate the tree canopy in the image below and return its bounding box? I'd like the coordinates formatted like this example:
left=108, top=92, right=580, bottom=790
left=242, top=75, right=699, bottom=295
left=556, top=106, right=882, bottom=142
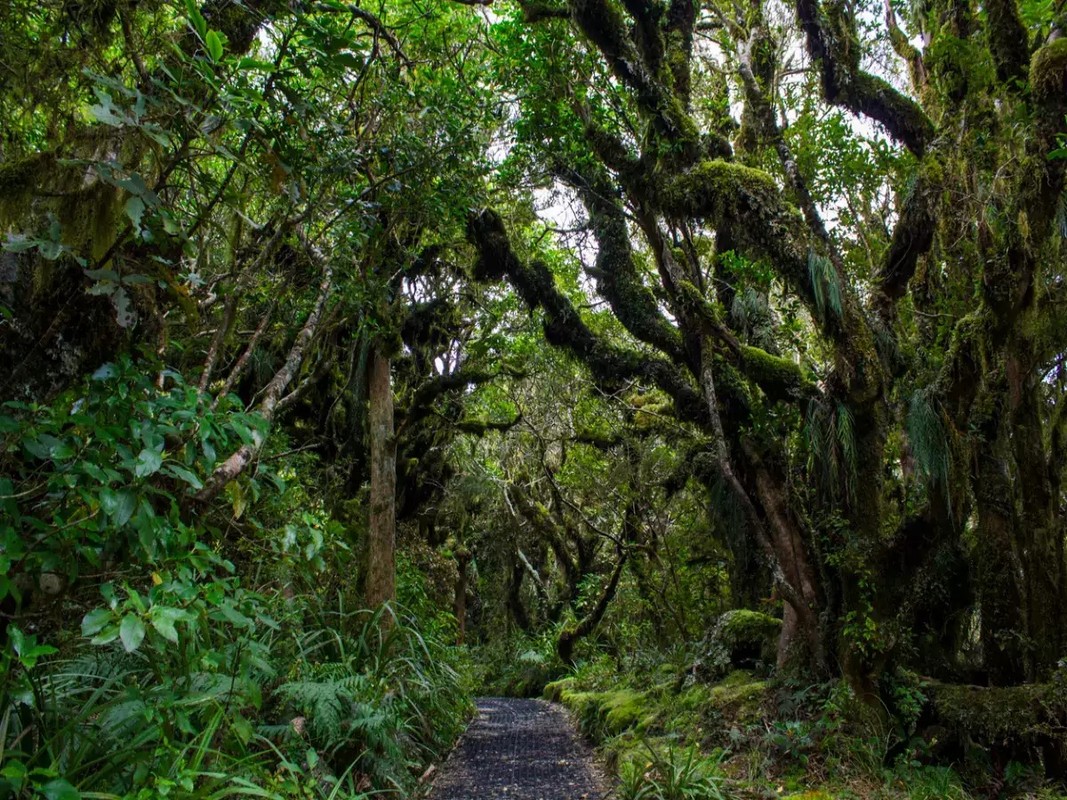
left=2, top=0, right=1067, bottom=796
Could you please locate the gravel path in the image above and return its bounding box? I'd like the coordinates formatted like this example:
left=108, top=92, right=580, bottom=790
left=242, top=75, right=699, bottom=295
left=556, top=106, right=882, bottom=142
left=426, top=697, right=609, bottom=800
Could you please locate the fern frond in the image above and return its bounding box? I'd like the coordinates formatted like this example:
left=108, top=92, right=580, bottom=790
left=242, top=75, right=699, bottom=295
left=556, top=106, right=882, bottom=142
left=907, top=389, right=949, bottom=486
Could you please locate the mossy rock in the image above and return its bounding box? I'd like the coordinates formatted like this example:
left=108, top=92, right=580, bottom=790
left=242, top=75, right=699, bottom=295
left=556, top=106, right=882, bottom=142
left=693, top=609, right=781, bottom=681
left=707, top=670, right=771, bottom=725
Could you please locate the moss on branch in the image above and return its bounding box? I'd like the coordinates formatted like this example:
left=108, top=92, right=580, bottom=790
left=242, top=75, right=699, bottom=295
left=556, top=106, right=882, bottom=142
left=467, top=208, right=708, bottom=424
left=739, top=345, right=817, bottom=400
left=794, top=0, right=934, bottom=155
left=1030, top=38, right=1067, bottom=106
left=660, top=160, right=780, bottom=223
left=879, top=156, right=943, bottom=301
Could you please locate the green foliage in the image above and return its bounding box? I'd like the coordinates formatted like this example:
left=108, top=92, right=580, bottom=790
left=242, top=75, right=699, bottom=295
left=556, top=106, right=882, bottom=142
left=906, top=390, right=949, bottom=486
left=0, top=356, right=269, bottom=595
left=619, top=745, right=730, bottom=800
left=806, top=252, right=843, bottom=322
left=805, top=399, right=859, bottom=504
left=2, top=595, right=469, bottom=798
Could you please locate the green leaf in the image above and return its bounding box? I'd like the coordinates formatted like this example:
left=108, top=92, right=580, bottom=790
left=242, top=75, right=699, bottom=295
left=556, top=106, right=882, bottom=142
left=149, top=606, right=185, bottom=643
left=185, top=0, right=207, bottom=38
left=237, top=57, right=276, bottom=72
left=100, top=488, right=137, bottom=526
left=41, top=779, right=80, bottom=800
left=163, top=464, right=203, bottom=490
left=90, top=625, right=120, bottom=646
left=88, top=101, right=124, bottom=127
left=134, top=448, right=163, bottom=478
left=119, top=615, right=146, bottom=652
left=206, top=30, right=224, bottom=62
left=125, top=196, right=146, bottom=229
left=10, top=626, right=58, bottom=668
left=81, top=608, right=112, bottom=637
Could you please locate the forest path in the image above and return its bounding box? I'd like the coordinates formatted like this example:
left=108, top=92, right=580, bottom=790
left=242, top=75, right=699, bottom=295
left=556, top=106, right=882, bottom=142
left=425, top=697, right=609, bottom=800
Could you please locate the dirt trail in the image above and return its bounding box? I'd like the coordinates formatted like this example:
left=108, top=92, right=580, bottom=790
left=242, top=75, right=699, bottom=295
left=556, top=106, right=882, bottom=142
left=426, top=697, right=609, bottom=800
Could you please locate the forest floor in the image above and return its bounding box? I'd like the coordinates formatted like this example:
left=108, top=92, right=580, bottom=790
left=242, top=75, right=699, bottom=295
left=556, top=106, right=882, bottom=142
left=426, top=697, right=611, bottom=800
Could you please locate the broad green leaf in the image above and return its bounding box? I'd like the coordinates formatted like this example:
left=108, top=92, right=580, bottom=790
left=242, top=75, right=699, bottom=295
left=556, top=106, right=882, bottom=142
left=88, top=102, right=123, bottom=127
left=125, top=196, right=145, bottom=229
left=206, top=30, right=224, bottom=62
left=134, top=448, right=163, bottom=478
left=185, top=0, right=207, bottom=38
left=100, top=488, right=137, bottom=526
left=163, top=463, right=203, bottom=490
left=119, top=614, right=146, bottom=652
left=41, top=779, right=80, bottom=800
left=81, top=608, right=112, bottom=637
left=149, top=606, right=185, bottom=643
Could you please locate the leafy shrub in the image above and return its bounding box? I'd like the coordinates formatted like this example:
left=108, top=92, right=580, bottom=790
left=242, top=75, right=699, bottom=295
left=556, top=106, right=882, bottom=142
left=619, top=744, right=731, bottom=800
left=0, top=358, right=472, bottom=797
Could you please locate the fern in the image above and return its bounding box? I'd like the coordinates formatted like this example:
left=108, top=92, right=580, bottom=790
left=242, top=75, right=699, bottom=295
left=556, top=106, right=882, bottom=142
left=275, top=672, right=374, bottom=751
left=807, top=251, right=843, bottom=321
left=907, top=389, right=950, bottom=486
left=837, top=402, right=858, bottom=502
left=805, top=399, right=857, bottom=504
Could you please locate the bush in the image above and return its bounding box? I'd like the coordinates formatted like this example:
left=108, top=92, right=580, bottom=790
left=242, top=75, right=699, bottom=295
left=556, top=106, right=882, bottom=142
left=619, top=744, right=730, bottom=800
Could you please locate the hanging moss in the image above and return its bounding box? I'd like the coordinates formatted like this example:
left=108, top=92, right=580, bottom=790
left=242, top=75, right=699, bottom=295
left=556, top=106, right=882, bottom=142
left=926, top=34, right=996, bottom=104
left=0, top=153, right=54, bottom=225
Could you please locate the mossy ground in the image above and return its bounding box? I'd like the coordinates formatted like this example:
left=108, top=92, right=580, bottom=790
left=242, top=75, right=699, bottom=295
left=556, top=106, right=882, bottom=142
left=544, top=656, right=1067, bottom=800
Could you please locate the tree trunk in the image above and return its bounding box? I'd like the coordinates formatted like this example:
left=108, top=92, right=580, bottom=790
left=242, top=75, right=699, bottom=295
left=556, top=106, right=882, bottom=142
left=974, top=438, right=1026, bottom=684
left=1011, top=375, right=1067, bottom=680
left=365, top=344, right=396, bottom=610
left=507, top=560, right=533, bottom=632
left=557, top=550, right=627, bottom=665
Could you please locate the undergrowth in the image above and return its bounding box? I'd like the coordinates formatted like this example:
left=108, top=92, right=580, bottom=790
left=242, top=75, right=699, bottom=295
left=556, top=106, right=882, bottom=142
left=544, top=653, right=1067, bottom=800
left=0, top=360, right=473, bottom=798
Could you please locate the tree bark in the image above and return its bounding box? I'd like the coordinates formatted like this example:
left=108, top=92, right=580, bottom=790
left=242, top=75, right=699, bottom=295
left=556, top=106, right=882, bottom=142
left=365, top=344, right=397, bottom=610
left=191, top=260, right=333, bottom=507
left=557, top=549, right=627, bottom=665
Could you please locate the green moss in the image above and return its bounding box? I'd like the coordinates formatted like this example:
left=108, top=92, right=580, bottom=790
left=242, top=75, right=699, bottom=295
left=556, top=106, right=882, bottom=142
left=601, top=689, right=656, bottom=732
left=674, top=279, right=719, bottom=325
left=720, top=609, right=782, bottom=646
left=661, top=160, right=778, bottom=224
left=1030, top=38, right=1067, bottom=104
left=0, top=153, right=52, bottom=224
left=696, top=610, right=781, bottom=682
left=739, top=344, right=815, bottom=398
left=707, top=669, right=771, bottom=724
left=552, top=685, right=657, bottom=738
left=543, top=677, right=575, bottom=703
left=926, top=34, right=995, bottom=102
